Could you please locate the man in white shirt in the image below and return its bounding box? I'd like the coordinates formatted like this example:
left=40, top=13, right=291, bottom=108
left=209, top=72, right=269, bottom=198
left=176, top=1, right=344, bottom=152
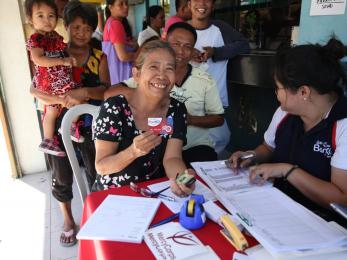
left=188, top=0, right=250, bottom=154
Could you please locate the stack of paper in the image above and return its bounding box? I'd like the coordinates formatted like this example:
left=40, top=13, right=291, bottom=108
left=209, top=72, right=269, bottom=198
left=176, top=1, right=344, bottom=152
left=144, top=222, right=219, bottom=259
left=77, top=195, right=161, bottom=243
left=191, top=160, right=347, bottom=258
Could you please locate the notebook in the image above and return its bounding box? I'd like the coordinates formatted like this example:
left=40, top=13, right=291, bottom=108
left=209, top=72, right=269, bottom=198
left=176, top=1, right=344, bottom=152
left=77, top=195, right=161, bottom=243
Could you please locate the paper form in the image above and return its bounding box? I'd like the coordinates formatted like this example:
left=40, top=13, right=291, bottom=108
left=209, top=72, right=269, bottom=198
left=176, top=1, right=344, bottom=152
left=77, top=195, right=161, bottom=243
left=191, top=160, right=347, bottom=258
left=224, top=188, right=347, bottom=254
left=147, top=180, right=216, bottom=213
left=191, top=160, right=272, bottom=195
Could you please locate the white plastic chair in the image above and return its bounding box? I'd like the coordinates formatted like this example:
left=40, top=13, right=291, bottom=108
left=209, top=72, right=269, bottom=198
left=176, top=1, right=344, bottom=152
left=61, top=104, right=100, bottom=204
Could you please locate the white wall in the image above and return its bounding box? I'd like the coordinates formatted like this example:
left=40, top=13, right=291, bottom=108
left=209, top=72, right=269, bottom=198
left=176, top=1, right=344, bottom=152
left=0, top=0, right=46, bottom=174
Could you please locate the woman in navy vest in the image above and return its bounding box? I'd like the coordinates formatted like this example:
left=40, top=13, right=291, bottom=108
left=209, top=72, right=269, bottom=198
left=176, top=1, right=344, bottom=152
left=229, top=38, right=347, bottom=226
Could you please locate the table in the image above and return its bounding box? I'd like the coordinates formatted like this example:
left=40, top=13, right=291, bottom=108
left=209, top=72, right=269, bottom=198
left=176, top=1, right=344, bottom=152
left=78, top=177, right=257, bottom=260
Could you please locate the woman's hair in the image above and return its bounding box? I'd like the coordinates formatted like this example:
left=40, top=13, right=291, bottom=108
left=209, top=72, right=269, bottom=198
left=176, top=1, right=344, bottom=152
left=105, top=0, right=115, bottom=19
left=167, top=22, right=197, bottom=44
left=104, top=0, right=132, bottom=38
left=142, top=5, right=164, bottom=30
left=175, top=0, right=187, bottom=12
left=122, top=17, right=133, bottom=39
left=275, top=37, right=347, bottom=95
left=24, top=0, right=58, bottom=18
left=63, top=0, right=98, bottom=31
left=134, top=40, right=176, bottom=70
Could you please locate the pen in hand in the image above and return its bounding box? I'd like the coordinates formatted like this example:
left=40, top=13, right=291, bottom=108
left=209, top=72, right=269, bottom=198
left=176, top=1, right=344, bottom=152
left=224, top=153, right=256, bottom=169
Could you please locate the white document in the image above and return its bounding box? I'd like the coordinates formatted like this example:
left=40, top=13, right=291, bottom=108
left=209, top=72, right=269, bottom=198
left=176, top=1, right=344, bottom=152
left=224, top=188, right=347, bottom=255
left=147, top=180, right=216, bottom=213
left=232, top=252, right=252, bottom=260
left=77, top=195, right=161, bottom=243
left=246, top=244, right=347, bottom=260
left=191, top=160, right=347, bottom=258
left=191, top=160, right=272, bottom=196
left=145, top=222, right=218, bottom=260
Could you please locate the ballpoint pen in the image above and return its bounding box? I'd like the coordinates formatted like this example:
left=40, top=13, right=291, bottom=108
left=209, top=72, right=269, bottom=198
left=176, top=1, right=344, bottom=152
left=157, top=193, right=175, bottom=202
left=149, top=213, right=180, bottom=228
left=224, top=153, right=256, bottom=168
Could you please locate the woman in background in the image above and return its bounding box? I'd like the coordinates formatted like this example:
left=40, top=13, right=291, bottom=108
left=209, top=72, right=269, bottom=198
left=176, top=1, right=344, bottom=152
left=137, top=5, right=165, bottom=46
left=103, top=0, right=137, bottom=85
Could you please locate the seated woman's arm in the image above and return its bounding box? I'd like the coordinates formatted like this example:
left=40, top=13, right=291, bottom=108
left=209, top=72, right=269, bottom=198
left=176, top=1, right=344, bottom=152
left=250, top=163, right=347, bottom=208
left=286, top=166, right=347, bottom=208
left=163, top=138, right=194, bottom=196
left=95, top=131, right=162, bottom=175
left=104, top=83, right=135, bottom=100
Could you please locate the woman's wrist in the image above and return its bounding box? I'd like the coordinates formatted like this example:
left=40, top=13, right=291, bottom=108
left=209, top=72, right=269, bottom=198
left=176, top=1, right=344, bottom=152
left=283, top=164, right=299, bottom=180
left=83, top=88, right=90, bottom=101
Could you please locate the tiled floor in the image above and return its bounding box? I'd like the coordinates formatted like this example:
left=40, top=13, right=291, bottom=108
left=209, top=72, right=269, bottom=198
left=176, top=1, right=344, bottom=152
left=0, top=111, right=83, bottom=260
left=0, top=171, right=82, bottom=260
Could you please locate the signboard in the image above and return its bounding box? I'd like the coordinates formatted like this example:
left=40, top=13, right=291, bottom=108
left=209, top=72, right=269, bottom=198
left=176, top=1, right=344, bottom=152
left=310, top=0, right=346, bottom=16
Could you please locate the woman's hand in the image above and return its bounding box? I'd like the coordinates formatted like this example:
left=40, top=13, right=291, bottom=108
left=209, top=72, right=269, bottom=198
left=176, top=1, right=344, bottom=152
left=249, top=163, right=293, bottom=185
left=127, top=38, right=138, bottom=50
left=228, top=150, right=256, bottom=170
left=62, top=57, right=77, bottom=67
left=64, top=88, right=89, bottom=108
left=169, top=169, right=196, bottom=197
left=130, top=131, right=162, bottom=158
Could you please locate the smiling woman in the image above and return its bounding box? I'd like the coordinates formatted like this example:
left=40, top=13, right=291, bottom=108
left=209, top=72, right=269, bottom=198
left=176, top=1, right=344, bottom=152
left=94, top=40, right=196, bottom=197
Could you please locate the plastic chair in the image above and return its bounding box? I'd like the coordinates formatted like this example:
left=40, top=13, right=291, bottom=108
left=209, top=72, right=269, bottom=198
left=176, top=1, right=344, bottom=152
left=61, top=104, right=100, bottom=203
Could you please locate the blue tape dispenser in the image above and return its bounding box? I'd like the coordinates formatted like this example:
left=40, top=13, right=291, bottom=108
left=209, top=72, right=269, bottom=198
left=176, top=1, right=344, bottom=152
left=179, top=194, right=206, bottom=230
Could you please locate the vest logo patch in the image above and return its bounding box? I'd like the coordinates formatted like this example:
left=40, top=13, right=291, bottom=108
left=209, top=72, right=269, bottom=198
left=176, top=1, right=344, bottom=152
left=313, top=140, right=333, bottom=158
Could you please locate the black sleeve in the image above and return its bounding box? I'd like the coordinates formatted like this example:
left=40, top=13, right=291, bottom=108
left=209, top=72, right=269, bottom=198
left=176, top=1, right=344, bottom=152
left=94, top=96, right=124, bottom=142
left=211, top=20, right=250, bottom=62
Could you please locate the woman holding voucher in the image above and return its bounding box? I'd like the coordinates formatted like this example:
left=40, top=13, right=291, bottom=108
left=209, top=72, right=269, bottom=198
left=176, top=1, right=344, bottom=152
left=93, top=40, right=195, bottom=197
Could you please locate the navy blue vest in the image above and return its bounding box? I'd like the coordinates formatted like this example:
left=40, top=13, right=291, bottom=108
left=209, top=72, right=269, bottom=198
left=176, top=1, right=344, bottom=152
left=273, top=95, right=347, bottom=223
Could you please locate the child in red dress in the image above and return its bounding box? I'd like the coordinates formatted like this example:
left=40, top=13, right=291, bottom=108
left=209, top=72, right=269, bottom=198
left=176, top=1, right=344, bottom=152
left=25, top=0, right=84, bottom=156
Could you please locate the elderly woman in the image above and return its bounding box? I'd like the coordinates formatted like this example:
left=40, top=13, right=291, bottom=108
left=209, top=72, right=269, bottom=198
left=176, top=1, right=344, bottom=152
left=229, top=40, right=347, bottom=225
left=93, top=40, right=194, bottom=196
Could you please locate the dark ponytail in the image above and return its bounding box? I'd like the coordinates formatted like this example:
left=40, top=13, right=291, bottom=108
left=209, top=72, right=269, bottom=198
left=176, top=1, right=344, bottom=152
left=275, top=37, right=347, bottom=95
left=143, top=5, right=163, bottom=30
left=105, top=0, right=115, bottom=20
left=324, top=36, right=347, bottom=60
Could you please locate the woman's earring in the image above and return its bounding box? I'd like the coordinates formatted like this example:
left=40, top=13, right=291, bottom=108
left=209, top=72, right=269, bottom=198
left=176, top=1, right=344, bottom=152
left=303, top=97, right=307, bottom=101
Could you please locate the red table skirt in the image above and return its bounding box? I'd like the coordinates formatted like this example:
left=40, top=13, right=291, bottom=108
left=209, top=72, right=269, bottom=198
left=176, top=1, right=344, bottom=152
left=78, top=178, right=257, bottom=260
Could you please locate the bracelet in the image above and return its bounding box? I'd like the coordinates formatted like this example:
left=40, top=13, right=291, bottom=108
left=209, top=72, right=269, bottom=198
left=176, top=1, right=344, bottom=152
left=284, top=165, right=298, bottom=180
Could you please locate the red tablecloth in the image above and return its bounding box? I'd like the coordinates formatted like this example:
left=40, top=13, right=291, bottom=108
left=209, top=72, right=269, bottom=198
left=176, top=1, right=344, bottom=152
left=78, top=178, right=257, bottom=260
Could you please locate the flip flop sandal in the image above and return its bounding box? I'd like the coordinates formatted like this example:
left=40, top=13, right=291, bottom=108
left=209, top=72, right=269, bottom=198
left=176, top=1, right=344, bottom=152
left=60, top=228, right=77, bottom=247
